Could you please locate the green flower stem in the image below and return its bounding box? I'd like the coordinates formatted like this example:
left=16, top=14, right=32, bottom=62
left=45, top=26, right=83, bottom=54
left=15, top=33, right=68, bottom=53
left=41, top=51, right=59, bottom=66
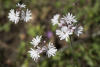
left=69, top=35, right=77, bottom=67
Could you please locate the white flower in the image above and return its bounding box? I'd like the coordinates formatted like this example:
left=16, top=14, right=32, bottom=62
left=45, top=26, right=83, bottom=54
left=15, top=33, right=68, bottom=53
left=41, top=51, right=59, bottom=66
left=22, top=9, right=32, bottom=22
left=28, top=48, right=40, bottom=61
left=30, top=36, right=42, bottom=47
left=51, top=13, right=83, bottom=41
left=62, top=13, right=77, bottom=24
left=47, top=42, right=57, bottom=57
left=58, top=19, right=65, bottom=27
left=56, top=26, right=70, bottom=40
left=75, top=26, right=83, bottom=36
left=42, top=46, right=47, bottom=51
left=67, top=25, right=76, bottom=35
left=28, top=36, right=58, bottom=61
left=21, top=10, right=25, bottom=20
left=8, top=9, right=20, bottom=24
left=16, top=3, right=26, bottom=8
left=51, top=14, right=60, bottom=25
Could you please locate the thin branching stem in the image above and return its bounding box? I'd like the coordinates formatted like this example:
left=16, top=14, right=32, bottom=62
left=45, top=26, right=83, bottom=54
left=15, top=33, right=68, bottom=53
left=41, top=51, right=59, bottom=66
left=69, top=36, right=74, bottom=53
left=69, top=35, right=77, bottom=67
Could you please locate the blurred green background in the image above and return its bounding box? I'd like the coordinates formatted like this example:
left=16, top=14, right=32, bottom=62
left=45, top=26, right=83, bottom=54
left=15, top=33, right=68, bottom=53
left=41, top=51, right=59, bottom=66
left=0, top=0, right=100, bottom=67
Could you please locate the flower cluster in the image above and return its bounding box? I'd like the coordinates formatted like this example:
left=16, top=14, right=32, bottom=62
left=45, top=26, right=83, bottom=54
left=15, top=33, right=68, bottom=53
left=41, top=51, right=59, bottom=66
left=28, top=35, right=57, bottom=61
left=8, top=3, right=32, bottom=24
left=51, top=13, right=83, bottom=41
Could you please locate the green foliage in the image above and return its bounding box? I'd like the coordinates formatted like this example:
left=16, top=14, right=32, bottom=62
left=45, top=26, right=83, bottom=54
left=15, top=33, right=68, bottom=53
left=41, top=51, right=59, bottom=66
left=21, top=59, right=29, bottom=67
left=27, top=24, right=44, bottom=37
left=51, top=24, right=57, bottom=32
left=0, top=22, right=11, bottom=32
left=3, top=0, right=11, bottom=9
left=55, top=1, right=62, bottom=8
left=18, top=41, right=26, bottom=57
